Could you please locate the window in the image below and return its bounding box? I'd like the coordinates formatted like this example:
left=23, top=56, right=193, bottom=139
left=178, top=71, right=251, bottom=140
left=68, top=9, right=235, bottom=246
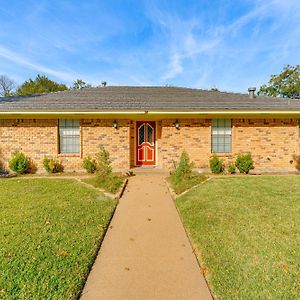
left=138, top=124, right=145, bottom=145
left=59, top=119, right=80, bottom=154
left=211, top=119, right=232, bottom=153
left=138, top=123, right=154, bottom=145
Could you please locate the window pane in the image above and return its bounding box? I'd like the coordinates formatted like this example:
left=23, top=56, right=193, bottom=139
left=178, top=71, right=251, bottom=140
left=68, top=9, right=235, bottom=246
left=212, top=136, right=218, bottom=145
left=212, top=119, right=218, bottom=127
left=225, top=136, right=231, bottom=144
left=218, top=136, right=225, bottom=145
left=212, top=144, right=219, bottom=153
left=225, top=119, right=231, bottom=127
left=225, top=128, right=232, bottom=135
left=138, top=124, right=145, bottom=145
left=59, top=119, right=80, bottom=154
left=218, top=143, right=224, bottom=153
left=218, top=127, right=225, bottom=135
left=212, top=127, right=218, bottom=135
left=147, top=124, right=154, bottom=144
left=224, top=144, right=231, bottom=153
left=60, top=136, right=80, bottom=153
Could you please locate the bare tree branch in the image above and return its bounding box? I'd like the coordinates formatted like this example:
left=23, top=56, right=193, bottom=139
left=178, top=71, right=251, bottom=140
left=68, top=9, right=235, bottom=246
left=0, top=75, right=15, bottom=97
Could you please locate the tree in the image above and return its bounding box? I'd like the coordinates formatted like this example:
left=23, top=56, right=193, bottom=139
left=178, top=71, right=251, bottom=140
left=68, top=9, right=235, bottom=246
left=72, top=79, right=92, bottom=89
left=210, top=87, right=219, bottom=92
left=258, top=65, right=300, bottom=99
left=16, top=74, right=68, bottom=96
left=0, top=75, right=15, bottom=97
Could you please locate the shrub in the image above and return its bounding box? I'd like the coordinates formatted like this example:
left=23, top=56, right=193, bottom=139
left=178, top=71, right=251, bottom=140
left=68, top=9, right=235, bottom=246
left=95, top=147, right=112, bottom=177
left=228, top=162, right=236, bottom=174
left=235, top=153, right=254, bottom=174
left=209, top=155, right=224, bottom=174
left=82, top=148, right=125, bottom=193
left=83, top=156, right=96, bottom=173
left=43, top=157, right=63, bottom=173
left=28, top=160, right=37, bottom=174
left=174, top=150, right=194, bottom=180
left=9, top=151, right=30, bottom=174
left=168, top=151, right=205, bottom=194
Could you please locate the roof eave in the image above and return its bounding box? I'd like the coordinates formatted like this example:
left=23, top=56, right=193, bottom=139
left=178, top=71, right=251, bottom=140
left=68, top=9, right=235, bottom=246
left=0, top=110, right=299, bottom=120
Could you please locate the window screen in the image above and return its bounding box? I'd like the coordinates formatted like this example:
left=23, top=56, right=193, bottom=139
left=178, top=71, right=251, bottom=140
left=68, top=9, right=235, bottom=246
left=59, top=119, right=80, bottom=154
left=211, top=119, right=232, bottom=153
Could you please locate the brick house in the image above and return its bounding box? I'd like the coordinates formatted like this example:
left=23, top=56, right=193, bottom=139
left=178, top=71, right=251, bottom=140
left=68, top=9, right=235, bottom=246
left=0, top=86, right=299, bottom=173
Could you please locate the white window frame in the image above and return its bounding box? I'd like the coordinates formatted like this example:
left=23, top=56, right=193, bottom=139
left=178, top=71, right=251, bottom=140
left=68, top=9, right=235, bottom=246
left=211, top=119, right=232, bottom=153
left=59, top=119, right=80, bottom=154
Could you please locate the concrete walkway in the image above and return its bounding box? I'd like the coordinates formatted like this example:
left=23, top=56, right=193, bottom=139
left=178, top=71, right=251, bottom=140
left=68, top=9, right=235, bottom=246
left=81, top=170, right=212, bottom=300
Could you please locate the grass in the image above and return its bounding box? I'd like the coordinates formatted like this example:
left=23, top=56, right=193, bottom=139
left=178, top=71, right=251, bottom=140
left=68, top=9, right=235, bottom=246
left=83, top=173, right=125, bottom=194
left=167, top=172, right=206, bottom=194
left=0, top=178, right=117, bottom=300
left=176, top=176, right=300, bottom=299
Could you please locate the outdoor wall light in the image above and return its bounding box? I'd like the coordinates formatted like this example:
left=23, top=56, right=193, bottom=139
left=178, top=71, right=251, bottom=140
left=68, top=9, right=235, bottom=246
left=112, top=120, right=118, bottom=129
left=175, top=119, right=180, bottom=130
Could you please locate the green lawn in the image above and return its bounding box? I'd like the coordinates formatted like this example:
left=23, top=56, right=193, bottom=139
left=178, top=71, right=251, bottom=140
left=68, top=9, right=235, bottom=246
left=167, top=173, right=206, bottom=194
left=176, top=176, right=300, bottom=299
left=0, top=179, right=117, bottom=300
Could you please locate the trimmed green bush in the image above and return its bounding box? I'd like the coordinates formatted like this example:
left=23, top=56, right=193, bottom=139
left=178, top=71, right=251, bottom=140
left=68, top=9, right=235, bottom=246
left=174, top=150, right=194, bottom=180
left=228, top=162, right=236, bottom=174
left=9, top=151, right=30, bottom=174
left=209, top=155, right=224, bottom=174
left=95, top=147, right=112, bottom=177
left=43, top=157, right=63, bottom=173
left=83, top=156, right=96, bottom=173
left=235, top=153, right=254, bottom=174
left=168, top=151, right=205, bottom=194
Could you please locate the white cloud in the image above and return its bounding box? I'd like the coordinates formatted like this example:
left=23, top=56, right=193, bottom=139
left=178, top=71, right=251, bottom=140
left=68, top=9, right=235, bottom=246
left=161, top=53, right=183, bottom=81
left=145, top=9, right=220, bottom=82
left=149, top=0, right=300, bottom=88
left=0, top=45, right=76, bottom=82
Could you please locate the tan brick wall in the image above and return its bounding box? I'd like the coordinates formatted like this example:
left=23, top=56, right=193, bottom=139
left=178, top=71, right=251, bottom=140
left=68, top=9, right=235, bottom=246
left=0, top=118, right=299, bottom=173
left=81, top=119, right=131, bottom=171
left=157, top=119, right=211, bottom=169
left=157, top=118, right=299, bottom=172
left=233, top=119, right=299, bottom=172
left=0, top=119, right=58, bottom=171
left=0, top=119, right=131, bottom=173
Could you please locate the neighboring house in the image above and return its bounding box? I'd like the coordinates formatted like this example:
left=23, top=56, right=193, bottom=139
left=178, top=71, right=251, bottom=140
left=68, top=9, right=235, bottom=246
left=0, top=86, right=299, bottom=173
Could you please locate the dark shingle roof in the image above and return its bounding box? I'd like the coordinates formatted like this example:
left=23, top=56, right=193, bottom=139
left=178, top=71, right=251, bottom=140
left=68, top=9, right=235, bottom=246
left=0, top=86, right=300, bottom=112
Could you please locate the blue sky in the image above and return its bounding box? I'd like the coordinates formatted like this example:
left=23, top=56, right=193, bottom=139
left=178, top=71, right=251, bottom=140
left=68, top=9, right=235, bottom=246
left=0, top=0, right=299, bottom=92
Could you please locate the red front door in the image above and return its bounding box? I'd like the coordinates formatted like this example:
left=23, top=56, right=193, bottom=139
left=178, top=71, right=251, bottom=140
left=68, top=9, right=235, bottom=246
left=136, top=121, right=156, bottom=166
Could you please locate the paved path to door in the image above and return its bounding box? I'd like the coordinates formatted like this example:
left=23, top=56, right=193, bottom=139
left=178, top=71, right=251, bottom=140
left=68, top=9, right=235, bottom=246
left=81, top=170, right=212, bottom=300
